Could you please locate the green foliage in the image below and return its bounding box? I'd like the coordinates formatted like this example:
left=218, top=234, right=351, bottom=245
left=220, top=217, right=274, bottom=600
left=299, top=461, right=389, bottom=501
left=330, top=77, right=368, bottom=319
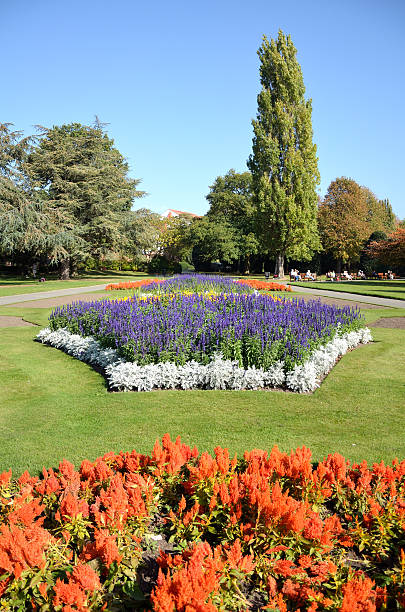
left=122, top=207, right=163, bottom=262
left=318, top=177, right=370, bottom=265
left=0, top=124, right=74, bottom=263
left=247, top=31, right=321, bottom=274
left=189, top=217, right=240, bottom=269
left=364, top=190, right=396, bottom=234
left=147, top=255, right=181, bottom=275
left=159, top=213, right=195, bottom=263
left=0, top=121, right=149, bottom=279
left=206, top=170, right=259, bottom=269
left=25, top=121, right=145, bottom=265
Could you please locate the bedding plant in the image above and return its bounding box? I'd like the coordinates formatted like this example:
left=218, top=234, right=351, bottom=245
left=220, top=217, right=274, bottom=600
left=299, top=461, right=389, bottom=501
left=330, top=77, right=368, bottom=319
left=0, top=435, right=403, bottom=610
left=105, top=274, right=292, bottom=294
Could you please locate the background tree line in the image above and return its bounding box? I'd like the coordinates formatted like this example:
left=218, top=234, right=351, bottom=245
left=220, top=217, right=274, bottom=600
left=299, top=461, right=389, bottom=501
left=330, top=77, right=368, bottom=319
left=1, top=31, right=403, bottom=279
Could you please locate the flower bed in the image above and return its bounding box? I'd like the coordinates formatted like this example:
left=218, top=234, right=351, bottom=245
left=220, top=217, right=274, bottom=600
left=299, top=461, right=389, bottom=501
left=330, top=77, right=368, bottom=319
left=47, top=294, right=364, bottom=370
left=105, top=278, right=162, bottom=291
left=37, top=325, right=372, bottom=392
left=0, top=435, right=403, bottom=610
left=40, top=291, right=370, bottom=392
left=236, top=278, right=292, bottom=291
left=38, top=273, right=371, bottom=392
left=105, top=274, right=291, bottom=293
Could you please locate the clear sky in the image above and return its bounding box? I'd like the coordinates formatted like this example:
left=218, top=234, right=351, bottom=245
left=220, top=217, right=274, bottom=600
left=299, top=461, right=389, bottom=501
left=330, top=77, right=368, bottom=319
left=2, top=0, right=404, bottom=219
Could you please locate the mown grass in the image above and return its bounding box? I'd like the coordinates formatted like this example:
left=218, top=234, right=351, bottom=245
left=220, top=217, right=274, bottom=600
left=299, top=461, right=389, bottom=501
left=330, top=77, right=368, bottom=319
left=0, top=271, right=149, bottom=297
left=1, top=301, right=404, bottom=476
left=289, top=280, right=405, bottom=300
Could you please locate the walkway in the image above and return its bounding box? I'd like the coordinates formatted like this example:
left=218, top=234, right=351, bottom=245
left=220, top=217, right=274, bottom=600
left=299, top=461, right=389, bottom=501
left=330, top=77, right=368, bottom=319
left=0, top=284, right=107, bottom=306
left=288, top=285, right=405, bottom=309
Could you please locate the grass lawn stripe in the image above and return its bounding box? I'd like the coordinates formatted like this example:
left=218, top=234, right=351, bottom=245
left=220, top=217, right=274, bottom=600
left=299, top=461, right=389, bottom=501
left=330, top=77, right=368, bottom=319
left=0, top=303, right=404, bottom=475
left=289, top=280, right=405, bottom=300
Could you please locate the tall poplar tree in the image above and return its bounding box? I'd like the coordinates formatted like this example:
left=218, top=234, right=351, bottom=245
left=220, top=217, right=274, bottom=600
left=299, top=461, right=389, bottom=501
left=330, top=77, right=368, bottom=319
left=248, top=31, right=320, bottom=277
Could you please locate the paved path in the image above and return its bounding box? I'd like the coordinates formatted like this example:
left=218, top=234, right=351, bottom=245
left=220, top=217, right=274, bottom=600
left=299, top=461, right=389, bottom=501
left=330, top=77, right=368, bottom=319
left=288, top=284, right=405, bottom=309
left=0, top=284, right=106, bottom=306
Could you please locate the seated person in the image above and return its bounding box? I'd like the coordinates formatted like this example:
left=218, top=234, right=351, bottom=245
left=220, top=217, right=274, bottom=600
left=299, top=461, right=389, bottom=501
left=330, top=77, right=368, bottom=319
left=342, top=270, right=352, bottom=281
left=357, top=269, right=366, bottom=279
left=387, top=270, right=394, bottom=280
left=305, top=269, right=314, bottom=280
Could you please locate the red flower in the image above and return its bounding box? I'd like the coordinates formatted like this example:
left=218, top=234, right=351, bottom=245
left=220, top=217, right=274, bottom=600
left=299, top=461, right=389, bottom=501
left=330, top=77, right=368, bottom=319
left=340, top=577, right=376, bottom=612
left=0, top=523, right=50, bottom=577
left=71, top=563, right=101, bottom=592
left=57, top=494, right=89, bottom=520
left=80, top=529, right=122, bottom=568
left=0, top=470, right=12, bottom=487
left=53, top=578, right=87, bottom=610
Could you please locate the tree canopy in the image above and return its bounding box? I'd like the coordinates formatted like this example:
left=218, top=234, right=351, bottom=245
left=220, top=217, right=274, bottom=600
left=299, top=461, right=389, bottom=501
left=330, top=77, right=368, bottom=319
left=318, top=177, right=370, bottom=267
left=318, top=177, right=397, bottom=270
left=0, top=123, right=74, bottom=266
left=247, top=31, right=320, bottom=276
left=206, top=170, right=258, bottom=271
left=188, top=217, right=240, bottom=270
left=25, top=122, right=144, bottom=276
left=367, top=228, right=405, bottom=268
left=0, top=121, right=145, bottom=277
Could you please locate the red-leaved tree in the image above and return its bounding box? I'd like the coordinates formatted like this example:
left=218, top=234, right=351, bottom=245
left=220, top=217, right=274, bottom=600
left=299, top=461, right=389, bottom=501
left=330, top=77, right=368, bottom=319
left=367, top=227, right=405, bottom=267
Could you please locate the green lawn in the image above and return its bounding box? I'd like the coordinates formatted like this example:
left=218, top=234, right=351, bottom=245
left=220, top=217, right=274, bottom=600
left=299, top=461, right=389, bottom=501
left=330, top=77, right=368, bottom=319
left=1, top=302, right=404, bottom=476
left=289, top=280, right=405, bottom=300
left=0, top=271, right=149, bottom=297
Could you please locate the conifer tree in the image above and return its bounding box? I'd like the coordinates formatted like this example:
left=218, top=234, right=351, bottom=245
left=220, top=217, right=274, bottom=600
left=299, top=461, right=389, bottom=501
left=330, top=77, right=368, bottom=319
left=0, top=124, right=74, bottom=269
left=25, top=121, right=144, bottom=278
left=248, top=31, right=320, bottom=277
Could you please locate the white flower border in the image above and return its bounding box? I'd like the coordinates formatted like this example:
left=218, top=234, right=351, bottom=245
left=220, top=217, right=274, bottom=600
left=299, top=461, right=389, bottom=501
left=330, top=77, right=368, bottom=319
left=36, top=326, right=372, bottom=393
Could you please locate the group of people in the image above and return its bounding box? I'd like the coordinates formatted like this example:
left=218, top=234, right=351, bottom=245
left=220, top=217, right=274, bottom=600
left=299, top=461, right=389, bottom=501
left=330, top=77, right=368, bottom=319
left=290, top=269, right=315, bottom=281
left=292, top=268, right=395, bottom=282
left=326, top=269, right=368, bottom=281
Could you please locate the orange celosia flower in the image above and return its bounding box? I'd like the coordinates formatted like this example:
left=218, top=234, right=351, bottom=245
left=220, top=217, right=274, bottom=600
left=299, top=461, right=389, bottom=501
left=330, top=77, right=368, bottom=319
left=52, top=578, right=87, bottom=610
left=0, top=470, right=12, bottom=487
left=340, top=576, right=376, bottom=612
left=236, top=278, right=292, bottom=291
left=57, top=493, right=89, bottom=521
left=0, top=523, right=50, bottom=577
left=71, top=563, right=101, bottom=592
left=105, top=278, right=162, bottom=290
left=80, top=529, right=122, bottom=568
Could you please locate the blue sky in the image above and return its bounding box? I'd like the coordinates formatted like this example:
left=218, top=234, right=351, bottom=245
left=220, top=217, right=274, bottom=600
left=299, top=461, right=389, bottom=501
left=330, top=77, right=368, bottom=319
left=2, top=0, right=404, bottom=219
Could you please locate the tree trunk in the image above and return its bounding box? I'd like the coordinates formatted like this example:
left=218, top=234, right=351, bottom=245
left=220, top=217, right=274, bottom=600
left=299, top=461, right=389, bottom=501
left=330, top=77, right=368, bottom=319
left=59, top=258, right=70, bottom=280
left=336, top=259, right=342, bottom=274
left=275, top=253, right=285, bottom=278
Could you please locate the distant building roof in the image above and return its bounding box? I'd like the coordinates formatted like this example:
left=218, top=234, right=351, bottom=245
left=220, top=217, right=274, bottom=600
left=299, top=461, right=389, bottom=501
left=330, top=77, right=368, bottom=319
left=162, top=209, right=201, bottom=218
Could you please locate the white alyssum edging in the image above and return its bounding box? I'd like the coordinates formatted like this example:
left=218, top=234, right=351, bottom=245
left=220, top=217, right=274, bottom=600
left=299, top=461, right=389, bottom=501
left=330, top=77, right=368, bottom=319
left=36, top=326, right=372, bottom=393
